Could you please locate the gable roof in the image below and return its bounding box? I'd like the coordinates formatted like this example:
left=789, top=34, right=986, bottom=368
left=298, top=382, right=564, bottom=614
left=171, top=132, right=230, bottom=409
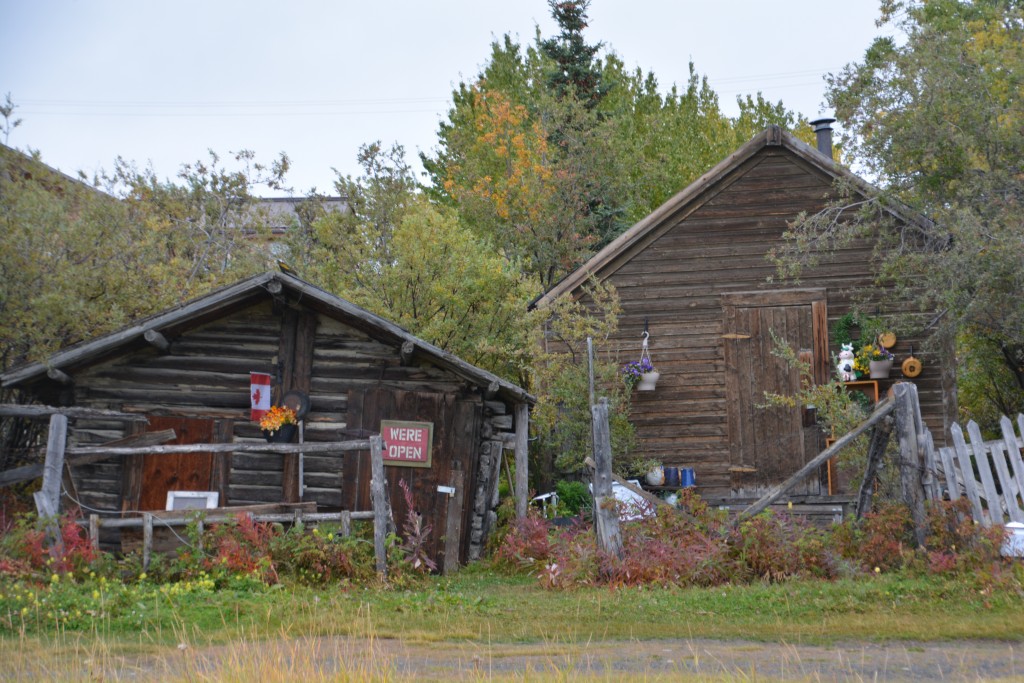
left=532, top=125, right=932, bottom=309
left=1, top=271, right=534, bottom=405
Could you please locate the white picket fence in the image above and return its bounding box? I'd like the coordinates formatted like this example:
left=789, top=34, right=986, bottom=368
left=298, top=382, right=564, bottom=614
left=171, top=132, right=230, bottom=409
left=935, top=414, right=1024, bottom=526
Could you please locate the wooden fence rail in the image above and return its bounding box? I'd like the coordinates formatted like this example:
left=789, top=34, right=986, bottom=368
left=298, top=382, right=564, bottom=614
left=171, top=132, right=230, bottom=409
left=82, top=509, right=378, bottom=571
left=935, top=414, right=1024, bottom=526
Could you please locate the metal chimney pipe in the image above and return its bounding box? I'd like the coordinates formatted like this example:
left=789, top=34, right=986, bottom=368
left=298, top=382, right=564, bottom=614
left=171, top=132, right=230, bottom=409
left=809, top=117, right=836, bottom=157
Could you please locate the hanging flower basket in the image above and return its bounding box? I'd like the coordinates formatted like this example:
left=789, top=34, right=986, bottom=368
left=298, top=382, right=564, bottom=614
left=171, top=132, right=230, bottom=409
left=637, top=371, right=660, bottom=391
left=622, top=331, right=659, bottom=392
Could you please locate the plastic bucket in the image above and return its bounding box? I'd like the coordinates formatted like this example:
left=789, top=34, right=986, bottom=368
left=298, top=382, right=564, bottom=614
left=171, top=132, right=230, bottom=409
left=664, top=467, right=680, bottom=487
left=680, top=467, right=696, bottom=488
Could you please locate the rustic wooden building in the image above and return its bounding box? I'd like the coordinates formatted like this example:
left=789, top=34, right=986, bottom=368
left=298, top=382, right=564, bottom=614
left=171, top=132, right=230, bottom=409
left=534, top=124, right=952, bottom=500
left=1, top=271, right=533, bottom=566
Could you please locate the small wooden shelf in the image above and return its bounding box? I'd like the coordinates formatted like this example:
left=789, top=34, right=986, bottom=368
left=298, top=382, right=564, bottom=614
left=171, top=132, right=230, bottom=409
left=843, top=380, right=879, bottom=403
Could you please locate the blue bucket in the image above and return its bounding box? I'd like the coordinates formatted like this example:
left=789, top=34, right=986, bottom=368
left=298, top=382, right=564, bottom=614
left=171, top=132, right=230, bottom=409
left=663, top=467, right=680, bottom=487
left=680, top=467, right=695, bottom=488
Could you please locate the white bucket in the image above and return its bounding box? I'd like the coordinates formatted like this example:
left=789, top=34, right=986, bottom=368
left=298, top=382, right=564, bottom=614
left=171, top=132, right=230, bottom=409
left=1002, top=522, right=1024, bottom=558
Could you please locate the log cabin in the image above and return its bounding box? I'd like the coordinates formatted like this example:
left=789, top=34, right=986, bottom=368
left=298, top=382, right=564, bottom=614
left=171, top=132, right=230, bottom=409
left=1, top=271, right=533, bottom=567
left=533, top=123, right=953, bottom=503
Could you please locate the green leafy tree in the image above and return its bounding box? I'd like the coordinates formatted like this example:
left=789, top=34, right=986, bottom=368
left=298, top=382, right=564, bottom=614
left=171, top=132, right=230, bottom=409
left=291, top=142, right=539, bottom=382
left=424, top=5, right=813, bottom=286
left=776, top=0, right=1024, bottom=416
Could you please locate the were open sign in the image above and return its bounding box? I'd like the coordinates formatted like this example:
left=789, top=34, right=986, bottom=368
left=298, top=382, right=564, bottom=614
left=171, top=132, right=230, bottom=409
left=380, top=420, right=433, bottom=468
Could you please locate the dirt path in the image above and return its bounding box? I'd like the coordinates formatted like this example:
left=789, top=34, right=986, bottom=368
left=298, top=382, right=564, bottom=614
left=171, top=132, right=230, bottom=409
left=137, top=636, right=1021, bottom=681
left=369, top=637, right=1020, bottom=680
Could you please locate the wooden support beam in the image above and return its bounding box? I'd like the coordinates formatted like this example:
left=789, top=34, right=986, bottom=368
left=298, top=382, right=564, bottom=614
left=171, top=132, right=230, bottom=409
left=143, top=329, right=170, bottom=352
left=738, top=397, right=895, bottom=522
left=514, top=402, right=529, bottom=519
left=855, top=414, right=894, bottom=520
left=66, top=439, right=372, bottom=456
left=46, top=368, right=73, bottom=385
left=591, top=399, right=623, bottom=560
left=32, top=414, right=68, bottom=560
left=893, top=383, right=928, bottom=545
left=369, top=434, right=390, bottom=578
left=0, top=404, right=149, bottom=422
left=33, top=414, right=68, bottom=520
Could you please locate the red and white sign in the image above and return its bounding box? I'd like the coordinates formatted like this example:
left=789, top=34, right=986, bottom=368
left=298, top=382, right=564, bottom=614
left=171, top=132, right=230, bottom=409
left=381, top=420, right=433, bottom=468
left=250, top=372, right=272, bottom=422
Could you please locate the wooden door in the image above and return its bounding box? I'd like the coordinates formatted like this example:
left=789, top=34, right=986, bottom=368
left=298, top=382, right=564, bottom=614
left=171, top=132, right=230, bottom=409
left=345, top=388, right=481, bottom=568
left=132, top=416, right=215, bottom=511
left=723, top=290, right=828, bottom=496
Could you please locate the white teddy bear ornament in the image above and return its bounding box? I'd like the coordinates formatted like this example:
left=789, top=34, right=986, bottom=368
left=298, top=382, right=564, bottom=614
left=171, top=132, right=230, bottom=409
left=836, top=343, right=856, bottom=382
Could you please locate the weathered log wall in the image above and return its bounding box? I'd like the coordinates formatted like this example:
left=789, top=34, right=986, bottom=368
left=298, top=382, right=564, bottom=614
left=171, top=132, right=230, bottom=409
left=51, top=298, right=519, bottom=566
left=579, top=147, right=947, bottom=496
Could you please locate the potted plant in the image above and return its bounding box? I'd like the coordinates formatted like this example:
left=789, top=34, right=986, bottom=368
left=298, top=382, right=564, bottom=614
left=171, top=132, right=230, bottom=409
left=623, top=358, right=659, bottom=391
left=260, top=405, right=298, bottom=442
left=858, top=343, right=896, bottom=379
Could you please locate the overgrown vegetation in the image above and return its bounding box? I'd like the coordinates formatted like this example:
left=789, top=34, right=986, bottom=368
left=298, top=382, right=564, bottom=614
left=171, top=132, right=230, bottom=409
left=495, top=494, right=1015, bottom=591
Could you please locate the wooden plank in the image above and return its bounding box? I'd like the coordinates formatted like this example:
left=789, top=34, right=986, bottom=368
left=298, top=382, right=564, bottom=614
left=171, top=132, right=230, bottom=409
left=967, top=421, right=1004, bottom=525
left=999, top=415, right=1024, bottom=518
left=0, top=404, right=149, bottom=421
left=442, top=468, right=465, bottom=575
left=69, top=440, right=371, bottom=456
left=936, top=445, right=962, bottom=502
left=950, top=423, right=986, bottom=523
left=0, top=429, right=177, bottom=488
left=988, top=439, right=1023, bottom=523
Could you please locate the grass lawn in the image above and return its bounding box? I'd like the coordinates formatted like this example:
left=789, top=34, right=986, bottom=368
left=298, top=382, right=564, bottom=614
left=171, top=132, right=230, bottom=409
left=3, top=566, right=1022, bottom=680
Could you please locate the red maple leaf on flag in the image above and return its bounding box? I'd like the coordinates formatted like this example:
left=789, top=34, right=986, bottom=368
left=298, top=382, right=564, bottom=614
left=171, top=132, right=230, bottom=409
left=252, top=388, right=262, bottom=405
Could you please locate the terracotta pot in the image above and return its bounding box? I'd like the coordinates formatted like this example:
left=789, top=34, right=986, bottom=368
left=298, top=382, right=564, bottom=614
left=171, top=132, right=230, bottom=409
left=263, top=423, right=297, bottom=443
left=869, top=359, right=893, bottom=379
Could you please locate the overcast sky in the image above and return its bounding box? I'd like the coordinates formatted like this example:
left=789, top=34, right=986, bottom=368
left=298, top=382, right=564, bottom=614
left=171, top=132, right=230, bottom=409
left=1, top=1, right=889, bottom=195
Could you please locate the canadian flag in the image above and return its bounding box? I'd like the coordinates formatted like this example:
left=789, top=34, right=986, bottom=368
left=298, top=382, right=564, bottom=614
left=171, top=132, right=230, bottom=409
left=250, top=372, right=272, bottom=422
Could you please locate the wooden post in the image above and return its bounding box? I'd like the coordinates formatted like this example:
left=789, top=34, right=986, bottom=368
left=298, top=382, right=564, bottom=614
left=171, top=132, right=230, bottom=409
left=369, top=434, right=389, bottom=578
left=142, top=513, right=153, bottom=571
left=340, top=510, right=351, bottom=537
left=33, top=414, right=68, bottom=558
left=514, top=403, right=529, bottom=519
left=591, top=399, right=623, bottom=560
left=854, top=414, right=894, bottom=520
left=33, top=414, right=68, bottom=519
left=89, top=514, right=100, bottom=551
left=442, top=468, right=465, bottom=575
left=893, top=383, right=928, bottom=546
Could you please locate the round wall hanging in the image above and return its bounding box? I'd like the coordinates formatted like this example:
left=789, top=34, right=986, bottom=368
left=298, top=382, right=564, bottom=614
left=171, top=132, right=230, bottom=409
left=901, top=356, right=922, bottom=378
left=878, top=331, right=897, bottom=348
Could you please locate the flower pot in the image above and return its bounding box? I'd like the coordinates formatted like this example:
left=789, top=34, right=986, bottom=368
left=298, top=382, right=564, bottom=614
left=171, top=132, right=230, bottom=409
left=637, top=371, right=660, bottom=391
left=645, top=466, right=665, bottom=486
left=869, top=359, right=893, bottom=379
left=263, top=423, right=297, bottom=443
